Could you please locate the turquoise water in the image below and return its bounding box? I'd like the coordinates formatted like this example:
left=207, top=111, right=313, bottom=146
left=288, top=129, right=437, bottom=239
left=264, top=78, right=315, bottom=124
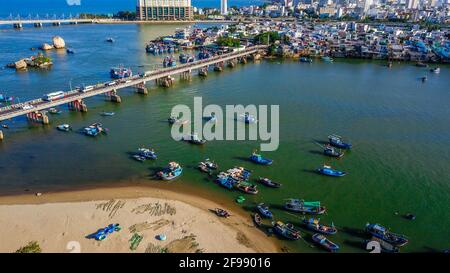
left=0, top=24, right=449, bottom=253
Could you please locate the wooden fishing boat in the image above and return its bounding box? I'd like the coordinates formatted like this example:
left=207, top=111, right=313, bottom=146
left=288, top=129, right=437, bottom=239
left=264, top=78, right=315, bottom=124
left=234, top=181, right=258, bottom=195
left=253, top=213, right=262, bottom=226
left=316, top=165, right=346, bottom=177
left=302, top=218, right=337, bottom=235
left=132, top=155, right=146, bottom=162
left=182, top=133, right=206, bottom=145
left=365, top=223, right=408, bottom=247
left=56, top=124, right=71, bottom=132
left=312, top=233, right=340, bottom=252
left=328, top=134, right=352, bottom=149
left=210, top=208, right=230, bottom=218
left=284, top=199, right=326, bottom=215
left=137, top=148, right=157, bottom=160
left=249, top=152, right=273, bottom=165
left=258, top=177, right=282, bottom=188
left=273, top=221, right=301, bottom=240
left=323, top=145, right=344, bottom=158
left=256, top=203, right=273, bottom=218
left=157, top=162, right=183, bottom=181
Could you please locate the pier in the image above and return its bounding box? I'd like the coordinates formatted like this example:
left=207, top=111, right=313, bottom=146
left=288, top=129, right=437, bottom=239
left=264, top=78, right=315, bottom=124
left=0, top=45, right=266, bottom=139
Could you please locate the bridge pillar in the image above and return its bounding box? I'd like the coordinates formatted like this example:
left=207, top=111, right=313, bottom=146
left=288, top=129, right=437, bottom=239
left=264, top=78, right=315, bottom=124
left=227, top=59, right=237, bottom=68
left=214, top=62, right=224, bottom=72
left=198, top=66, right=208, bottom=77
left=240, top=57, right=247, bottom=64
left=158, top=76, right=174, bottom=87
left=68, top=99, right=88, bottom=112
left=135, top=82, right=148, bottom=95
left=13, top=23, right=23, bottom=29
left=0, top=130, right=3, bottom=141
left=70, top=21, right=78, bottom=25
left=180, top=70, right=192, bottom=80
left=52, top=22, right=61, bottom=26
left=26, top=111, right=49, bottom=125
left=34, top=22, right=43, bottom=28
left=105, top=90, right=121, bottom=103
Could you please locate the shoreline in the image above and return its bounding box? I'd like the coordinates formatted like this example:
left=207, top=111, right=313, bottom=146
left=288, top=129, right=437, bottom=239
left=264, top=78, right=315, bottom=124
left=0, top=183, right=282, bottom=253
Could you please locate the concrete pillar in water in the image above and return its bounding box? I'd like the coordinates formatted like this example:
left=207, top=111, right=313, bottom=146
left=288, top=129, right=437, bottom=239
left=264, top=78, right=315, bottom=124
left=0, top=130, right=3, bottom=141
left=34, top=22, right=43, bottom=28
left=41, top=113, right=50, bottom=125
left=13, top=23, right=23, bottom=29
left=109, top=90, right=122, bottom=103
left=136, top=83, right=148, bottom=95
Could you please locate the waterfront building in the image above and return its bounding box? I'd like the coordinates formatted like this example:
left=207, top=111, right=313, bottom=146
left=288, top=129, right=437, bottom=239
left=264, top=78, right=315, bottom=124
left=221, top=0, right=228, bottom=15
left=406, top=0, right=419, bottom=9
left=136, top=0, right=192, bottom=20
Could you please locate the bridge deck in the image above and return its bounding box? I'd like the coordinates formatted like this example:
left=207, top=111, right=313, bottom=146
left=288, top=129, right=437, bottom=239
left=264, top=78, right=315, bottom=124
left=0, top=46, right=266, bottom=122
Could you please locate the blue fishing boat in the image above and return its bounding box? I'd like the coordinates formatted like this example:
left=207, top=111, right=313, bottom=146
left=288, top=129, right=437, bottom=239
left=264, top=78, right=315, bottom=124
left=66, top=48, right=75, bottom=54
left=365, top=223, right=408, bottom=247
left=110, top=67, right=132, bottom=79
left=226, top=167, right=252, bottom=181
left=302, top=218, right=337, bottom=235
left=299, top=57, right=312, bottom=63
left=138, top=148, right=157, bottom=160
left=157, top=162, right=182, bottom=181
left=163, top=56, right=177, bottom=67
left=179, top=53, right=195, bottom=63
left=0, top=94, right=14, bottom=103
left=273, top=221, right=301, bottom=240
left=284, top=199, right=326, bottom=215
left=249, top=152, right=273, bottom=165
left=257, top=203, right=273, bottom=218
left=316, top=165, right=346, bottom=177
left=328, top=134, right=352, bottom=149
left=216, top=173, right=238, bottom=189
left=83, top=123, right=106, bottom=137
left=312, top=233, right=340, bottom=252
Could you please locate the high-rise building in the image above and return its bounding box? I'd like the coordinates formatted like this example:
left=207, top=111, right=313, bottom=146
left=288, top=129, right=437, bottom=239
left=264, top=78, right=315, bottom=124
left=136, top=0, right=192, bottom=20
left=363, top=0, right=373, bottom=13
left=221, top=0, right=228, bottom=15
left=406, top=0, right=419, bottom=9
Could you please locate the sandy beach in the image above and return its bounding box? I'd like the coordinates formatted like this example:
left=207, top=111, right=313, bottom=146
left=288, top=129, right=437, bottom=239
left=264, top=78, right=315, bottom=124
left=0, top=186, right=280, bottom=253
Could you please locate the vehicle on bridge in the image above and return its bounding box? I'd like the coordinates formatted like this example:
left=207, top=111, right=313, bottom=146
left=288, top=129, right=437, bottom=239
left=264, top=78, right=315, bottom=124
left=43, top=91, right=65, bottom=102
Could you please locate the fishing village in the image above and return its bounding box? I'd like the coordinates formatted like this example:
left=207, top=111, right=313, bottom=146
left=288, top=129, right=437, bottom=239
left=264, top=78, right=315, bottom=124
left=0, top=0, right=448, bottom=255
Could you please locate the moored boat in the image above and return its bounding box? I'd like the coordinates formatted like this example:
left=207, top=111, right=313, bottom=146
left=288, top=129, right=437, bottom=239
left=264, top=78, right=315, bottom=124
left=216, top=173, right=238, bottom=189
left=110, top=66, right=132, bottom=79
left=257, top=177, right=282, bottom=188
left=56, top=124, right=71, bottom=132
left=83, top=123, right=106, bottom=136
left=241, top=113, right=257, bottom=124
left=430, top=67, right=440, bottom=74
left=253, top=213, right=262, bottom=226
left=299, top=56, right=312, bottom=63
left=323, top=145, right=344, bottom=158
left=138, top=148, right=157, bottom=160
left=106, top=37, right=115, bottom=43
left=302, top=217, right=337, bottom=235
left=365, top=223, right=408, bottom=247
left=182, top=133, right=206, bottom=145
left=0, top=94, right=14, bottom=103
left=101, top=111, right=115, bottom=116
left=211, top=208, right=230, bottom=218
left=316, top=164, right=346, bottom=177
left=284, top=199, right=326, bottom=215
left=132, top=155, right=146, bottom=162
left=273, top=221, right=301, bottom=240
left=321, top=56, right=333, bottom=62
left=415, top=62, right=427, bottom=67
left=49, top=107, right=62, bottom=114
left=66, top=48, right=75, bottom=54
left=328, top=134, right=352, bottom=149
left=157, top=162, right=183, bottom=181
left=249, top=152, right=273, bottom=165
left=234, top=181, right=258, bottom=194
left=312, top=233, right=340, bottom=252
left=257, top=203, right=273, bottom=218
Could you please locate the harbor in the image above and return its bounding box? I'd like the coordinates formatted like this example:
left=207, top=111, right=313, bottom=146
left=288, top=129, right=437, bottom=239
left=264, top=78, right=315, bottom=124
left=0, top=21, right=449, bottom=253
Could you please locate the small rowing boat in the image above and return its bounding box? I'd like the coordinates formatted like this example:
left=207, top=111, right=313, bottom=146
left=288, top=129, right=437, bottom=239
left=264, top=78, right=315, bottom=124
left=365, top=223, right=408, bottom=247
left=324, top=145, right=344, bottom=158
left=317, top=164, right=346, bottom=177
left=257, top=177, right=282, bottom=188
left=302, top=217, right=337, bottom=235
left=182, top=133, right=206, bottom=145
left=101, top=111, right=115, bottom=116
left=257, top=203, right=273, bottom=218
left=49, top=108, right=62, bottom=114
left=312, top=233, right=340, bottom=252
left=137, top=148, right=157, bottom=160
left=132, top=155, right=146, bottom=162
left=253, top=213, right=262, bottom=226
left=211, top=208, right=230, bottom=218
left=430, top=67, right=440, bottom=74
left=56, top=124, right=71, bottom=132
left=241, top=113, right=257, bottom=124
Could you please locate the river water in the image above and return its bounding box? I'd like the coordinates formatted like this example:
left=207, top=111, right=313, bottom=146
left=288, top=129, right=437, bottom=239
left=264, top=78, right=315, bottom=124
left=0, top=23, right=449, bottom=253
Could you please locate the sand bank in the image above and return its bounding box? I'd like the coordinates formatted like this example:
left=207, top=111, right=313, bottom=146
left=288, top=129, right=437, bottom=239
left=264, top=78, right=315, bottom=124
left=0, top=186, right=280, bottom=253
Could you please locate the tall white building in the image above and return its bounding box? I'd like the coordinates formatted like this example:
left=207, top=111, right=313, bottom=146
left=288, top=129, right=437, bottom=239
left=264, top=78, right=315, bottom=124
left=221, top=0, right=228, bottom=15
left=363, top=0, right=373, bottom=13
left=136, top=0, right=192, bottom=20
left=406, top=0, right=419, bottom=9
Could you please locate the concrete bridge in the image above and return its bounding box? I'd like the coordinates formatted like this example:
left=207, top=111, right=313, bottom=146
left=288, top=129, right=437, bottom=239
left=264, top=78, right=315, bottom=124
left=0, top=45, right=266, bottom=139
left=0, top=19, right=97, bottom=28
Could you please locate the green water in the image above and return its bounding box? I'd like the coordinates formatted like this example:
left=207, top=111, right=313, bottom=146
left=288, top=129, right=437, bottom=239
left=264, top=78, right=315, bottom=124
left=0, top=24, right=449, bottom=253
